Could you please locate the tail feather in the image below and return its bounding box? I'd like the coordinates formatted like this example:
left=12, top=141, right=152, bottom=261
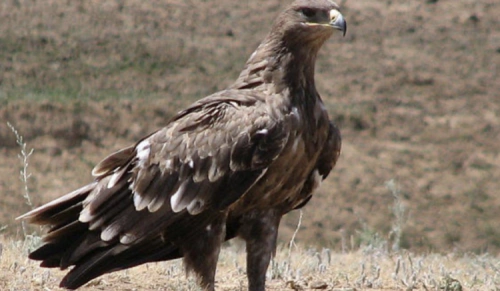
left=61, top=232, right=108, bottom=268
left=30, top=242, right=73, bottom=267
left=17, top=183, right=95, bottom=224
left=60, top=237, right=182, bottom=289
left=47, top=203, right=85, bottom=230
left=21, top=181, right=185, bottom=289
left=44, top=220, right=87, bottom=243
left=29, top=222, right=88, bottom=268
left=60, top=244, right=127, bottom=289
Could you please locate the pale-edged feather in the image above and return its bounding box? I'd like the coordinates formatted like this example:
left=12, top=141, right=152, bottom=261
left=208, top=156, right=225, bottom=182
left=169, top=177, right=205, bottom=214
left=85, top=187, right=132, bottom=230
left=98, top=204, right=145, bottom=242
left=178, top=159, right=194, bottom=181
left=107, top=164, right=130, bottom=189
left=193, top=156, right=211, bottom=183
left=81, top=180, right=130, bottom=224
left=131, top=167, right=161, bottom=211
left=92, top=146, right=135, bottom=177
left=117, top=208, right=179, bottom=244
left=170, top=180, right=189, bottom=213
left=146, top=171, right=180, bottom=212
left=186, top=180, right=218, bottom=215
left=87, top=198, right=130, bottom=231
left=86, top=177, right=129, bottom=214
left=101, top=223, right=122, bottom=242
left=134, top=169, right=178, bottom=211
left=186, top=198, right=206, bottom=215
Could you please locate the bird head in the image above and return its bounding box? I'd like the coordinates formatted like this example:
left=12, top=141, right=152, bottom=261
left=233, top=0, right=347, bottom=90
left=273, top=0, right=347, bottom=49
left=293, top=0, right=346, bottom=36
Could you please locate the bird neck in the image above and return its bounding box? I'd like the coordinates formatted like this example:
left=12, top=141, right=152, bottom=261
left=231, top=36, right=322, bottom=101
left=278, top=45, right=320, bottom=95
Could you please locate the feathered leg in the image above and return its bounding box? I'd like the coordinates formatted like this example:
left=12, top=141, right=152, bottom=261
left=181, top=213, right=226, bottom=291
left=239, top=209, right=281, bottom=291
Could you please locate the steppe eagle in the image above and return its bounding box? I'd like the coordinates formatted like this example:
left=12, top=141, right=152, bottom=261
left=18, top=0, right=346, bottom=290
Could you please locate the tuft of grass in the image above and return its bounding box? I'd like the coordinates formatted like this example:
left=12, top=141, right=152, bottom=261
left=7, top=122, right=34, bottom=210
left=386, top=179, right=408, bottom=252
left=7, top=122, right=42, bottom=252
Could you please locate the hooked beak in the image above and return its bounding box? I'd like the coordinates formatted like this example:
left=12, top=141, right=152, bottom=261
left=330, top=10, right=347, bottom=36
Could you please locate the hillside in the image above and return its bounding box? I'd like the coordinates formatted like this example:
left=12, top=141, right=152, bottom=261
left=1, top=0, right=499, bottom=253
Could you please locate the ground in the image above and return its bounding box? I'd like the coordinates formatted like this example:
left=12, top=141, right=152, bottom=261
left=1, top=235, right=498, bottom=290
left=0, top=0, right=499, bottom=267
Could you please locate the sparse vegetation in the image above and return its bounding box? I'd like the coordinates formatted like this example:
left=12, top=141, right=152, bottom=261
left=7, top=123, right=35, bottom=238
left=2, top=232, right=500, bottom=290
left=5, top=123, right=42, bottom=254
left=1, top=139, right=497, bottom=290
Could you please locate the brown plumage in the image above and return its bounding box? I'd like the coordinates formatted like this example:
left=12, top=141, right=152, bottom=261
left=17, top=0, right=346, bottom=290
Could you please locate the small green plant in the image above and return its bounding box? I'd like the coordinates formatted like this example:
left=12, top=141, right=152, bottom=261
left=355, top=219, right=387, bottom=251
left=7, top=123, right=34, bottom=209
left=386, top=179, right=408, bottom=252
left=7, top=122, right=42, bottom=252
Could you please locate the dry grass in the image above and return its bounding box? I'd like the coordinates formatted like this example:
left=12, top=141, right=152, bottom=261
left=1, top=0, right=500, bottom=279
left=2, top=125, right=499, bottom=290
left=1, top=234, right=499, bottom=290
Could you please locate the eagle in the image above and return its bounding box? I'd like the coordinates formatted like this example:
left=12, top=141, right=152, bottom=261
left=18, top=0, right=345, bottom=290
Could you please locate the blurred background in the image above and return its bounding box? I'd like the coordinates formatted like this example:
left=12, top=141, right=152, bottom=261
left=0, top=0, right=499, bottom=253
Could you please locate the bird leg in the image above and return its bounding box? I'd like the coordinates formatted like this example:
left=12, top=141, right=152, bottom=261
left=181, top=214, right=227, bottom=291
left=239, top=209, right=281, bottom=291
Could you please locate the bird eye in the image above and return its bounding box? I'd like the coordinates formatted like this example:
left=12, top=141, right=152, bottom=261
left=300, top=8, right=316, bottom=18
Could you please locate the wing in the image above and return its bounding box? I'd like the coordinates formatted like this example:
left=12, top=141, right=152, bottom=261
left=292, top=121, right=341, bottom=210
left=317, top=121, right=342, bottom=178
left=17, top=90, right=291, bottom=281
left=72, top=90, right=289, bottom=245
